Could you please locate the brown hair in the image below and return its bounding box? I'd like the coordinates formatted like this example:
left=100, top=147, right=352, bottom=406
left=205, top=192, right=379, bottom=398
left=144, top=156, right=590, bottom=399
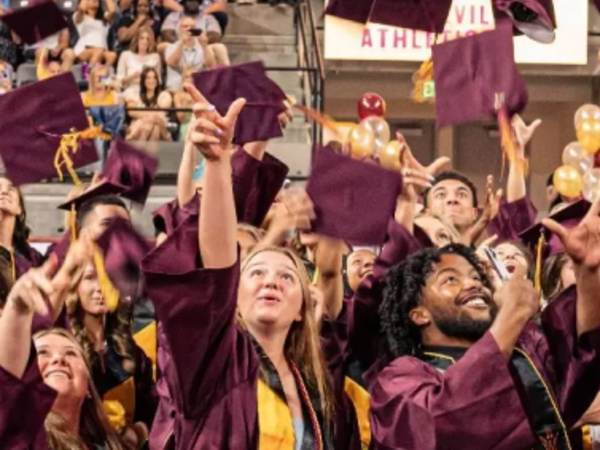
left=66, top=268, right=136, bottom=376
left=240, top=246, right=333, bottom=424
left=130, top=26, right=156, bottom=54
left=32, top=328, right=127, bottom=450
left=541, top=252, right=569, bottom=303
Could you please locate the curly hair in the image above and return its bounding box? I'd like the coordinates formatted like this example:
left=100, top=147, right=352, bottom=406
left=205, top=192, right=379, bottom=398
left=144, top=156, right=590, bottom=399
left=380, top=244, right=492, bottom=360
left=67, top=269, right=137, bottom=378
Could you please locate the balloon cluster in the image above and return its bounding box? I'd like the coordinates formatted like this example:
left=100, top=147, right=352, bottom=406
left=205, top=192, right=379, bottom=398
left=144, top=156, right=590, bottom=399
left=345, top=93, right=404, bottom=171
left=555, top=104, right=600, bottom=200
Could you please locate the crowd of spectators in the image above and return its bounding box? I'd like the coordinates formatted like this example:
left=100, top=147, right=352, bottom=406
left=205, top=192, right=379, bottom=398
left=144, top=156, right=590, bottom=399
left=0, top=0, right=294, bottom=141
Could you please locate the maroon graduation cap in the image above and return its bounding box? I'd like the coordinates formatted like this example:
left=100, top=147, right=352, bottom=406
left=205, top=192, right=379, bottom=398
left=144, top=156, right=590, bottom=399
left=0, top=73, right=99, bottom=186
left=432, top=21, right=529, bottom=128
left=1, top=0, right=68, bottom=45
left=306, top=146, right=402, bottom=246
left=192, top=61, right=287, bottom=144
left=492, top=0, right=556, bottom=43
left=325, top=0, right=373, bottom=25
left=369, top=0, right=454, bottom=33
left=96, top=217, right=151, bottom=302
left=58, top=139, right=157, bottom=211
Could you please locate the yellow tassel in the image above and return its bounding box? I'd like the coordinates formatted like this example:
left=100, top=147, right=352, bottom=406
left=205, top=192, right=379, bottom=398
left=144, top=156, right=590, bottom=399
left=496, top=94, right=528, bottom=181
left=292, top=105, right=347, bottom=142
left=70, top=204, right=77, bottom=243
left=411, top=59, right=435, bottom=104
left=534, top=233, right=546, bottom=295
left=312, top=267, right=320, bottom=286
left=54, top=126, right=111, bottom=184
left=93, top=246, right=119, bottom=313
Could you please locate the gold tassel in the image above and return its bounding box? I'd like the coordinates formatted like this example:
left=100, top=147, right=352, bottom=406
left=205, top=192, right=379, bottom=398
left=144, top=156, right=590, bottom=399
left=54, top=126, right=111, bottom=184
left=496, top=93, right=528, bottom=181
left=93, top=246, right=119, bottom=313
left=411, top=59, right=435, bottom=104
left=312, top=267, right=320, bottom=286
left=534, top=232, right=546, bottom=295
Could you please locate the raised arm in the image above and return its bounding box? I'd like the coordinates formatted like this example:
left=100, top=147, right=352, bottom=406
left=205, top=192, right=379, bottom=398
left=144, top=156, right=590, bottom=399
left=104, top=0, right=117, bottom=24
left=176, top=137, right=198, bottom=208
left=507, top=115, right=541, bottom=203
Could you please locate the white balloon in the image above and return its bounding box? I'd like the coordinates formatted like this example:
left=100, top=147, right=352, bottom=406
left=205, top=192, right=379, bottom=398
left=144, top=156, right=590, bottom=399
left=562, top=141, right=594, bottom=175
left=359, top=116, right=391, bottom=156
left=583, top=168, right=600, bottom=203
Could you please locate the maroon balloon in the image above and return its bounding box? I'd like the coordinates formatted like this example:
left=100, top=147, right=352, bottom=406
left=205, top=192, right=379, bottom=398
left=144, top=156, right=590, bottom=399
left=358, top=93, right=387, bottom=120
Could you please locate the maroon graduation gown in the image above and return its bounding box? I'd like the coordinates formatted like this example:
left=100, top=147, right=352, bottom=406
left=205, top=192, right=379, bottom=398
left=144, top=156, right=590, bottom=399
left=487, top=197, right=537, bottom=243
left=152, top=148, right=288, bottom=236
left=370, top=286, right=600, bottom=450
left=143, top=214, right=331, bottom=450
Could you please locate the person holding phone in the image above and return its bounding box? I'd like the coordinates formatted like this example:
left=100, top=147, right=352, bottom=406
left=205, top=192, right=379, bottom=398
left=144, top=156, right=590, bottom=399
left=164, top=16, right=215, bottom=91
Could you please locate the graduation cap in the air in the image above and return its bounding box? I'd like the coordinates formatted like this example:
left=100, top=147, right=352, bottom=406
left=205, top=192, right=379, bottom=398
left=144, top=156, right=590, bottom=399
left=306, top=146, right=402, bottom=246
left=192, top=61, right=287, bottom=144
left=492, top=0, right=556, bottom=44
left=58, top=139, right=157, bottom=211
left=96, top=217, right=151, bottom=302
left=0, top=73, right=102, bottom=185
left=432, top=21, right=529, bottom=128
left=1, top=0, right=68, bottom=45
left=369, top=0, right=454, bottom=33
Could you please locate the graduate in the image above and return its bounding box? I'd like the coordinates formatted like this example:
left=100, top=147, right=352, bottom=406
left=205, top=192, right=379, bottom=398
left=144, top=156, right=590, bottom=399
left=142, top=85, right=340, bottom=450
left=0, top=235, right=130, bottom=450
left=66, top=259, right=157, bottom=448
left=372, top=198, right=600, bottom=449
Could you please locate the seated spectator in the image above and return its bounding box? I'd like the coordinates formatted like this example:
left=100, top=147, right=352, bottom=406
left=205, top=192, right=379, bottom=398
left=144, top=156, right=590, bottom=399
left=164, top=16, right=215, bottom=91
left=160, top=0, right=230, bottom=65
left=125, top=67, right=173, bottom=141
left=0, top=60, right=12, bottom=95
left=74, top=0, right=118, bottom=68
left=115, top=0, right=161, bottom=54
left=82, top=65, right=121, bottom=106
left=20, top=10, right=75, bottom=73
left=173, top=68, right=194, bottom=141
left=116, top=26, right=161, bottom=97
left=0, top=20, right=19, bottom=72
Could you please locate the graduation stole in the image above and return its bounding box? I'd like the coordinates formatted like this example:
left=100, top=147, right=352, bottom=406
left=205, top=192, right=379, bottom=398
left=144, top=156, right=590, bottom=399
left=101, top=339, right=137, bottom=431
left=255, top=344, right=327, bottom=450
left=343, top=377, right=371, bottom=449
left=421, top=349, right=572, bottom=450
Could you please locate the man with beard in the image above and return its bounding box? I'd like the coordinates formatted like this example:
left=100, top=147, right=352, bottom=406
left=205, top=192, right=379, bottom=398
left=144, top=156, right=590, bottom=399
left=371, top=202, right=600, bottom=450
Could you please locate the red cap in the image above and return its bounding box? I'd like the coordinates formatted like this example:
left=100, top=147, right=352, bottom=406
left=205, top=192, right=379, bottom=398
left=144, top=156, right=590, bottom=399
left=0, top=73, right=99, bottom=185
left=306, top=146, right=402, bottom=246
left=432, top=21, right=528, bottom=128
left=192, top=61, right=287, bottom=144
left=492, top=0, right=556, bottom=43
left=1, top=0, right=68, bottom=45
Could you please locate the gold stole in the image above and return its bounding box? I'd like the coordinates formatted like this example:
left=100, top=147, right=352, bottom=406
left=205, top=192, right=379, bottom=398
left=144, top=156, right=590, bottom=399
left=103, top=376, right=136, bottom=431
left=133, top=321, right=158, bottom=378
left=582, top=426, right=592, bottom=450
left=257, top=379, right=296, bottom=450
left=343, top=377, right=372, bottom=449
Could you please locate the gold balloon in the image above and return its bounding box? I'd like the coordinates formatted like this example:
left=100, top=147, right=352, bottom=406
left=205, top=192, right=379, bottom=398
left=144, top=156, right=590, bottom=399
left=576, top=119, right=600, bottom=154
left=561, top=141, right=593, bottom=174
left=553, top=165, right=584, bottom=198
left=379, top=140, right=403, bottom=172
left=347, top=125, right=376, bottom=160
left=359, top=116, right=391, bottom=156
left=574, top=104, right=600, bottom=129
left=583, top=168, right=600, bottom=203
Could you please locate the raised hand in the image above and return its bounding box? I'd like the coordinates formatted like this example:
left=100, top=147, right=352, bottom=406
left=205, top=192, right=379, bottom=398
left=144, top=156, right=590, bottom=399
left=512, top=115, right=542, bottom=158
left=461, top=175, right=502, bottom=246
left=542, top=198, right=600, bottom=270
left=6, top=257, right=58, bottom=317
left=493, top=263, right=539, bottom=318
left=184, top=83, right=246, bottom=161
left=398, top=131, right=451, bottom=180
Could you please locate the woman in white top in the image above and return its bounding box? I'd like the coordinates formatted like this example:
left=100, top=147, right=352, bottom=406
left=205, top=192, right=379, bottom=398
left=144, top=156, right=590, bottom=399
left=73, top=0, right=118, bottom=67
left=117, top=26, right=161, bottom=97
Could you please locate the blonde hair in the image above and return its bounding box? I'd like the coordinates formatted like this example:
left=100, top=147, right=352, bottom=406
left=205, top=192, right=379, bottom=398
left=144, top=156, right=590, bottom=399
left=32, top=328, right=127, bottom=450
left=240, top=246, right=333, bottom=424
left=415, top=212, right=461, bottom=243
left=130, top=26, right=156, bottom=54
left=88, top=65, right=110, bottom=95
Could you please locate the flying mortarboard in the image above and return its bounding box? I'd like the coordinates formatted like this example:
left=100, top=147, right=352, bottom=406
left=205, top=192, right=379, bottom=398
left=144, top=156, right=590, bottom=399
left=324, top=0, right=373, bottom=25
left=0, top=73, right=104, bottom=186
left=306, top=146, right=402, bottom=246
left=369, top=0, right=454, bottom=33
left=192, top=61, right=287, bottom=144
left=432, top=21, right=529, bottom=128
left=1, top=0, right=68, bottom=45
left=492, top=0, right=556, bottom=44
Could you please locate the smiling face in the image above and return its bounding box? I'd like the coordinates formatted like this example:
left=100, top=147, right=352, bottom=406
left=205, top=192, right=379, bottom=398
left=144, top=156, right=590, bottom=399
left=137, top=30, right=152, bottom=54
left=238, top=250, right=305, bottom=333
left=495, top=242, right=529, bottom=277
left=426, top=179, right=478, bottom=230
left=143, top=69, right=158, bottom=91
left=411, top=253, right=497, bottom=344
left=346, top=249, right=375, bottom=292
left=0, top=177, right=22, bottom=217
left=77, top=263, right=108, bottom=316
left=34, top=332, right=90, bottom=402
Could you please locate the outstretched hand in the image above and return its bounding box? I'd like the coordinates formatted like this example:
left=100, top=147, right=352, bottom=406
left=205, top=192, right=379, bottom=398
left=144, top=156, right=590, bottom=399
left=184, top=83, right=246, bottom=161
left=7, top=257, right=58, bottom=317
left=512, top=115, right=542, bottom=158
left=542, top=198, right=600, bottom=270
left=461, top=175, right=502, bottom=246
